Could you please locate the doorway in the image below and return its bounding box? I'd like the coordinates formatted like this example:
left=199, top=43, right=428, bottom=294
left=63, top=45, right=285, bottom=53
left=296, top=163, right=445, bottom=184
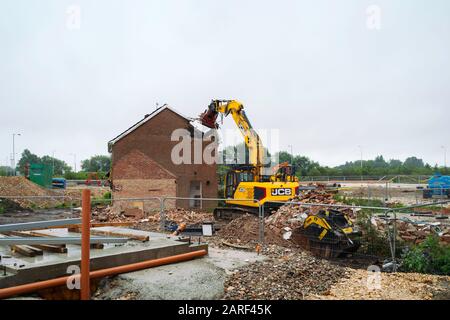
left=189, top=181, right=202, bottom=208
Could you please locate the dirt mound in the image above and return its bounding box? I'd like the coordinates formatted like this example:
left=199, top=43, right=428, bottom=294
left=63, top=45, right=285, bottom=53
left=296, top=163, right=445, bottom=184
left=0, top=198, right=28, bottom=212
left=0, top=176, right=61, bottom=208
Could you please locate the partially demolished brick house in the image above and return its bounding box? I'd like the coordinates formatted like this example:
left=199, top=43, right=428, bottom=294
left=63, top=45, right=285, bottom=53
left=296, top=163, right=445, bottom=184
left=108, top=105, right=218, bottom=211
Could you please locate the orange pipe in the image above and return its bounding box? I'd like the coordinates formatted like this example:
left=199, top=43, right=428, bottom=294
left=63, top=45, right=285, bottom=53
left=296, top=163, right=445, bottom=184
left=0, top=249, right=207, bottom=300
left=81, top=189, right=91, bottom=300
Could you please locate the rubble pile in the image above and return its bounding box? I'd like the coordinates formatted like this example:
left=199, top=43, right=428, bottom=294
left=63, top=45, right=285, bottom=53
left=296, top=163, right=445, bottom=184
left=217, top=189, right=354, bottom=247
left=217, top=214, right=289, bottom=247
left=223, top=245, right=349, bottom=299
left=150, top=208, right=215, bottom=225
left=264, top=189, right=354, bottom=243
left=91, top=205, right=136, bottom=223
left=372, top=217, right=450, bottom=244
left=92, top=206, right=214, bottom=227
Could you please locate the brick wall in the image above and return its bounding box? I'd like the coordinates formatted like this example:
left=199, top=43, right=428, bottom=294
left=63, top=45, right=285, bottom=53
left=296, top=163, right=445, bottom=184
left=110, top=108, right=218, bottom=209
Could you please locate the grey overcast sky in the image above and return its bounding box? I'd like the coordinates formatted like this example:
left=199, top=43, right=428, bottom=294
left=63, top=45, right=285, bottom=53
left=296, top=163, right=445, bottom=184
left=0, top=0, right=449, bottom=170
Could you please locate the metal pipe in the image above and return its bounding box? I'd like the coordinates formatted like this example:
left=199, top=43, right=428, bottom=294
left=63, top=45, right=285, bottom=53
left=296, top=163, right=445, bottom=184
left=81, top=189, right=91, bottom=300
left=0, top=218, right=82, bottom=233
left=0, top=250, right=207, bottom=300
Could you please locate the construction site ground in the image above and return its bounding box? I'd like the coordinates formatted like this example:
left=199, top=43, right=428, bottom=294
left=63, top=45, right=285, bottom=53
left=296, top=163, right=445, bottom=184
left=0, top=207, right=449, bottom=300
left=1, top=177, right=449, bottom=300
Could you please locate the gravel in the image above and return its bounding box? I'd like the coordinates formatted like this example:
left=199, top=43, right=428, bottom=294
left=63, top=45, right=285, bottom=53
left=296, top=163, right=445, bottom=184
left=223, top=245, right=350, bottom=300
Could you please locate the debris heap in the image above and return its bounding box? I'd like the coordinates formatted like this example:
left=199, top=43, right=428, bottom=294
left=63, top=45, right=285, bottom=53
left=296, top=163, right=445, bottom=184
left=224, top=245, right=349, bottom=300
left=92, top=205, right=214, bottom=227
left=372, top=217, right=450, bottom=244
left=151, top=208, right=215, bottom=225
left=217, top=214, right=287, bottom=247
left=217, top=189, right=352, bottom=247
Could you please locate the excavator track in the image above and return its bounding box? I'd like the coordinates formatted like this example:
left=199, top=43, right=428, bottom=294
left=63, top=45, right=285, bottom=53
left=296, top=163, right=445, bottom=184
left=213, top=206, right=259, bottom=221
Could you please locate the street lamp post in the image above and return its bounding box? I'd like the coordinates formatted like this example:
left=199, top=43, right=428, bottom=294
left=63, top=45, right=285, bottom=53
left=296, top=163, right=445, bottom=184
left=52, top=150, right=56, bottom=175
left=442, top=146, right=447, bottom=172
left=12, top=133, right=21, bottom=176
left=288, top=144, right=294, bottom=165
left=69, top=153, right=77, bottom=173
left=358, top=145, right=363, bottom=181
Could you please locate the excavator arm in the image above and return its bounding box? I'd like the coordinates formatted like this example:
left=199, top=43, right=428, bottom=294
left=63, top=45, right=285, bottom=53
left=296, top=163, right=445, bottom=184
left=200, top=99, right=265, bottom=176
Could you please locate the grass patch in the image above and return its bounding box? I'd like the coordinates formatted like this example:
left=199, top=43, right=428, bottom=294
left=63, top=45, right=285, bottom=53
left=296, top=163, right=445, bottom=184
left=401, top=235, right=450, bottom=275
left=333, top=194, right=385, bottom=208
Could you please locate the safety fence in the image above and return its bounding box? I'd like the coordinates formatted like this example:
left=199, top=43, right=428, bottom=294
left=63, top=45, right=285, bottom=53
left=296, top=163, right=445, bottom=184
left=300, top=175, right=432, bottom=184
left=337, top=184, right=450, bottom=206
left=1, top=193, right=449, bottom=273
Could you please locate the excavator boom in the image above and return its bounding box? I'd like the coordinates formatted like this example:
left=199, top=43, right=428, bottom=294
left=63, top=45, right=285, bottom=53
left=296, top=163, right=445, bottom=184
left=200, top=100, right=265, bottom=176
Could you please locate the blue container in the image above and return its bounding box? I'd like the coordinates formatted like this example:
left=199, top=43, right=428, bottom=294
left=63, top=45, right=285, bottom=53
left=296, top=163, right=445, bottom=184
left=52, top=178, right=67, bottom=189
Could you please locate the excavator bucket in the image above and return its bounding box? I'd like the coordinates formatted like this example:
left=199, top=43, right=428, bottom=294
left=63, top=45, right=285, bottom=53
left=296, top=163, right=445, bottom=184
left=199, top=108, right=219, bottom=129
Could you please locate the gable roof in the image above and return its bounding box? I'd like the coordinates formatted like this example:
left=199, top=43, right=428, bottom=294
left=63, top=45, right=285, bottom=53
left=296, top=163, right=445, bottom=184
left=108, top=104, right=193, bottom=152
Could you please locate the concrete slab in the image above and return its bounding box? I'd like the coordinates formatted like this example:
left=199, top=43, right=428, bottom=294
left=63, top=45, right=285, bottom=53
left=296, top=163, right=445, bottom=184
left=94, top=247, right=266, bottom=300
left=0, top=228, right=207, bottom=288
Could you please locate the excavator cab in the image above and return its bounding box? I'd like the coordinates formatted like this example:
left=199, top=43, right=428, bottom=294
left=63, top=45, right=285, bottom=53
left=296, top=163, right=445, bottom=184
left=224, top=167, right=256, bottom=198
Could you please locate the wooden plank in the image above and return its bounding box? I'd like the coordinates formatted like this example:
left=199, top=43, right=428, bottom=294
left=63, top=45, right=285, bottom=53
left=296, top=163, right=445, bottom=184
left=69, top=228, right=149, bottom=242
left=23, top=245, right=43, bottom=255
left=91, top=243, right=104, bottom=249
left=30, top=244, right=68, bottom=253
left=10, top=245, right=36, bottom=257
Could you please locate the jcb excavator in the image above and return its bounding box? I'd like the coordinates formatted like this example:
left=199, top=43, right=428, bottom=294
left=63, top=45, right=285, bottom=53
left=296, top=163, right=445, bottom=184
left=200, top=99, right=299, bottom=219
left=200, top=99, right=360, bottom=257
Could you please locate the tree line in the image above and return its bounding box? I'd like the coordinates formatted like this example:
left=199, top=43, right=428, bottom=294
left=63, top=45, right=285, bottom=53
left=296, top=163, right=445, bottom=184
left=218, top=144, right=447, bottom=177
left=0, top=149, right=111, bottom=179
left=276, top=152, right=447, bottom=177
left=1, top=147, right=446, bottom=179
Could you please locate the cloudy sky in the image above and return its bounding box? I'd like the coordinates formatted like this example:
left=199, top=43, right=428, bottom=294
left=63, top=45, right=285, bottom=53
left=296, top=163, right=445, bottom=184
left=0, top=0, right=449, bottom=170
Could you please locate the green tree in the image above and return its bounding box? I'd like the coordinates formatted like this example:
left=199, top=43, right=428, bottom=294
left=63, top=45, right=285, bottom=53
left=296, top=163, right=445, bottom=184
left=17, top=149, right=40, bottom=175
left=41, top=156, right=71, bottom=176
left=0, top=166, right=13, bottom=176
left=81, top=155, right=111, bottom=172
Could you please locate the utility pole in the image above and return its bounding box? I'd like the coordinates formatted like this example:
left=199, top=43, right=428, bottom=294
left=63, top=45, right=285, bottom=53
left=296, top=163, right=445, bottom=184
left=442, top=146, right=447, bottom=172
left=69, top=153, right=77, bottom=173
left=288, top=144, right=294, bottom=165
left=358, top=145, right=363, bottom=181
left=12, top=133, right=21, bottom=176
left=52, top=150, right=56, bottom=175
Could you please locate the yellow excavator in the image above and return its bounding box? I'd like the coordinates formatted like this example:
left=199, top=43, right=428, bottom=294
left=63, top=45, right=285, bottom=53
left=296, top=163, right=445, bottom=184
left=200, top=99, right=299, bottom=219
left=200, top=99, right=361, bottom=257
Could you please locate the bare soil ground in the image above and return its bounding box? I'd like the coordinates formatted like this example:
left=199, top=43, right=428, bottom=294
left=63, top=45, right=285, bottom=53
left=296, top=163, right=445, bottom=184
left=310, top=269, right=450, bottom=300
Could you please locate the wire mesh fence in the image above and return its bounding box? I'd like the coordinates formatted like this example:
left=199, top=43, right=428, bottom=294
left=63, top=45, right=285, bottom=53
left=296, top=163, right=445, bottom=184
left=1, top=190, right=449, bottom=273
